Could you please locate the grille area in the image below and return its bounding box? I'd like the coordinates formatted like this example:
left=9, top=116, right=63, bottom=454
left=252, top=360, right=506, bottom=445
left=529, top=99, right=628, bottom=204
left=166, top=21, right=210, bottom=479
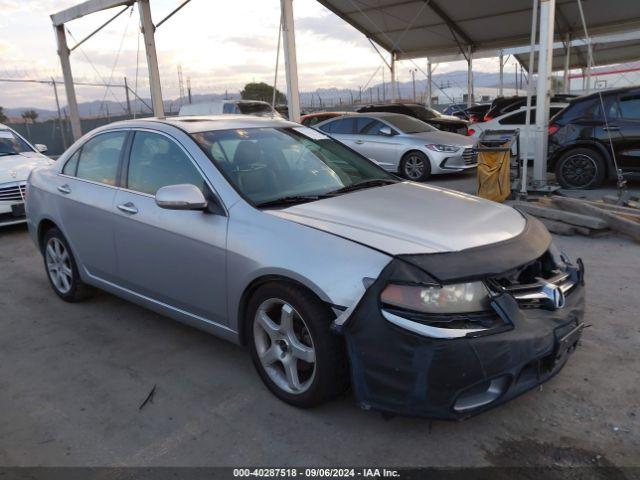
left=488, top=251, right=577, bottom=309
left=462, top=148, right=477, bottom=165
left=0, top=183, right=26, bottom=202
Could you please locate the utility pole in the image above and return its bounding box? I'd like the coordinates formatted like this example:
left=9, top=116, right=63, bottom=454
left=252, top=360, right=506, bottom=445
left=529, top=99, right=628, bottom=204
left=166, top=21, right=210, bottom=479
left=138, top=0, right=164, bottom=118
left=427, top=61, right=433, bottom=108
left=411, top=69, right=416, bottom=102
left=499, top=51, right=504, bottom=97
left=187, top=77, right=192, bottom=104
left=51, top=78, right=68, bottom=150
left=280, top=0, right=301, bottom=122
left=124, top=77, right=132, bottom=117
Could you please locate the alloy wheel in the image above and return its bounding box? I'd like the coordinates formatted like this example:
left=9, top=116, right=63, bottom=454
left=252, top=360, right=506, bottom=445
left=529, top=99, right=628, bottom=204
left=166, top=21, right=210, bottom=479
left=404, top=155, right=425, bottom=180
left=45, top=237, right=73, bottom=294
left=253, top=298, right=316, bottom=394
left=561, top=154, right=598, bottom=188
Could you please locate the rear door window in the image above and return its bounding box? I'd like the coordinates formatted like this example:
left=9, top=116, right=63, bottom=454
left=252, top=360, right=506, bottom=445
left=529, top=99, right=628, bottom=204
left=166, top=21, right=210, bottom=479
left=75, top=131, right=126, bottom=186
left=499, top=110, right=532, bottom=125
left=319, top=118, right=355, bottom=134
left=618, top=94, right=640, bottom=120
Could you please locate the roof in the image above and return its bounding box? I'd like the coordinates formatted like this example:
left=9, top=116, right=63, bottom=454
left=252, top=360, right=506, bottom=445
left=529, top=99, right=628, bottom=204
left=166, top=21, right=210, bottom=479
left=515, top=32, right=640, bottom=73
left=316, top=0, right=640, bottom=59
left=107, top=115, right=297, bottom=134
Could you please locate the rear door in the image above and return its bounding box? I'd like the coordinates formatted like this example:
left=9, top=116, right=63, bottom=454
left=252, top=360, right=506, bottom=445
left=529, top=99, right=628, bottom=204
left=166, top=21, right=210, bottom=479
left=112, top=129, right=229, bottom=325
left=55, top=130, right=128, bottom=282
left=612, top=91, right=640, bottom=173
left=351, top=117, right=401, bottom=171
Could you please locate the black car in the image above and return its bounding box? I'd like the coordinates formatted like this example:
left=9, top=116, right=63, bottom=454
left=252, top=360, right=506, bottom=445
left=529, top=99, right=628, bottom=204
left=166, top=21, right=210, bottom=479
left=548, top=86, right=640, bottom=189
left=357, top=103, right=469, bottom=135
left=484, top=94, right=578, bottom=122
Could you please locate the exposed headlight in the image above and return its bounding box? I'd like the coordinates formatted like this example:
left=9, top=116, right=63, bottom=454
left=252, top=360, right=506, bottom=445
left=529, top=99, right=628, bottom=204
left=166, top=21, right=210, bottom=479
left=425, top=144, right=461, bottom=153
left=380, top=282, right=491, bottom=314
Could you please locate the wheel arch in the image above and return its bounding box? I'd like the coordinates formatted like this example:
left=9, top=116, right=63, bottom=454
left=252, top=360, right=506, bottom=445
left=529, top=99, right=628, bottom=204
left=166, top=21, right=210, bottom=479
left=549, top=140, right=612, bottom=176
left=237, top=273, right=336, bottom=346
left=37, top=218, right=59, bottom=251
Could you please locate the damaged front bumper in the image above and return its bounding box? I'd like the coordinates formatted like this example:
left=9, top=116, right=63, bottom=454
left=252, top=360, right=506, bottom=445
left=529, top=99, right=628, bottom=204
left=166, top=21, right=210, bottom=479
left=334, top=215, right=586, bottom=420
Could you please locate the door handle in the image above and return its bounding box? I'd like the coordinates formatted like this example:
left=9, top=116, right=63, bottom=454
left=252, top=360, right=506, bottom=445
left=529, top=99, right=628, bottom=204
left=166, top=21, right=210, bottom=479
left=57, top=184, right=71, bottom=195
left=354, top=140, right=365, bottom=144
left=117, top=202, right=138, bottom=215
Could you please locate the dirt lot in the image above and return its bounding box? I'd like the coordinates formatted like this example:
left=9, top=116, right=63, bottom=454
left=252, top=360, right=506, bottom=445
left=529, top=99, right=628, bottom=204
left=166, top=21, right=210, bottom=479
left=1, top=174, right=639, bottom=469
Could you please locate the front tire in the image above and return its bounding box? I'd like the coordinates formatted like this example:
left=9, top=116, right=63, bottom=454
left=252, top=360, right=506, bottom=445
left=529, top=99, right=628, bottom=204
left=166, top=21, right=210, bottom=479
left=400, top=151, right=432, bottom=181
left=42, top=228, right=91, bottom=302
left=555, top=148, right=606, bottom=189
left=247, top=282, right=349, bottom=408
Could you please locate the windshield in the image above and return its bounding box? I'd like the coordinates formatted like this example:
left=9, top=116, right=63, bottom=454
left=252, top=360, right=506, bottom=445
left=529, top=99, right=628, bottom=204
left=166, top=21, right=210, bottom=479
left=191, top=127, right=396, bottom=206
left=238, top=102, right=278, bottom=117
left=408, top=106, right=440, bottom=121
left=0, top=129, right=32, bottom=156
left=384, top=115, right=436, bottom=134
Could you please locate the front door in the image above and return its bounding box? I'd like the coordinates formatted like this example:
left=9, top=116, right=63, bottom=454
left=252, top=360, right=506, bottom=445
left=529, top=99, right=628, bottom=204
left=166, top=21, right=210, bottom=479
left=613, top=91, right=640, bottom=173
left=112, top=130, right=228, bottom=325
left=351, top=117, right=401, bottom=171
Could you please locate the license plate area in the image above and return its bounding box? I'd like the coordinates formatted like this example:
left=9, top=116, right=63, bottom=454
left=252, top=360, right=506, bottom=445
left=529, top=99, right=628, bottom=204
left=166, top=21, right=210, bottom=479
left=11, top=203, right=25, bottom=217
left=554, top=322, right=585, bottom=364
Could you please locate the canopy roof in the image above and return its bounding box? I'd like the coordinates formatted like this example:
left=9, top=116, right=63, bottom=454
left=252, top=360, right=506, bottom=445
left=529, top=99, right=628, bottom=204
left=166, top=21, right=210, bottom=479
left=316, top=0, right=640, bottom=60
left=515, top=32, right=640, bottom=72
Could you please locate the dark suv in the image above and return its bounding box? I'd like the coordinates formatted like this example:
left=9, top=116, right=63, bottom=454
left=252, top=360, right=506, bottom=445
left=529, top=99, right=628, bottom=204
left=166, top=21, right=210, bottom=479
left=484, top=94, right=578, bottom=122
left=548, top=86, right=640, bottom=189
left=357, top=103, right=469, bottom=135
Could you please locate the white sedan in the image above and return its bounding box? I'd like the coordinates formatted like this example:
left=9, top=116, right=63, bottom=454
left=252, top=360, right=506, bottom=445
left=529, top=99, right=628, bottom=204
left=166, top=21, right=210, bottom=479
left=469, top=103, right=567, bottom=160
left=0, top=124, right=51, bottom=226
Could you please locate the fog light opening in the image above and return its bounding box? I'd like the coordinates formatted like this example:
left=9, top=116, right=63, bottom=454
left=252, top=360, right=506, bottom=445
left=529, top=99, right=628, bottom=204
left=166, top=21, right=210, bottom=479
left=453, top=375, right=511, bottom=412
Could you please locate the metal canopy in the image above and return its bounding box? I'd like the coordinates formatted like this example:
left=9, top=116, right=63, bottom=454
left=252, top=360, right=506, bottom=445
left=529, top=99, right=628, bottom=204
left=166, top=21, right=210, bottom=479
left=316, top=0, right=640, bottom=60
left=515, top=32, right=640, bottom=72
left=51, top=0, right=134, bottom=26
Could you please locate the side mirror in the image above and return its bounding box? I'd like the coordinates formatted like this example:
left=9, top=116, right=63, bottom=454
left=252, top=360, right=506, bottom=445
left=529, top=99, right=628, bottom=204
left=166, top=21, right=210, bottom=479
left=35, top=144, right=48, bottom=153
left=155, top=184, right=208, bottom=211
left=379, top=126, right=394, bottom=136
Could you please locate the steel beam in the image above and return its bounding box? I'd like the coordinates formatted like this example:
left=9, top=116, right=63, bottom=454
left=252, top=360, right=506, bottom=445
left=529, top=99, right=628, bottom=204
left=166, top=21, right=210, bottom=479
left=466, top=46, right=473, bottom=107
left=138, top=0, right=164, bottom=118
left=54, top=25, right=82, bottom=140
left=51, top=0, right=133, bottom=26
left=390, top=52, right=397, bottom=102
left=281, top=0, right=301, bottom=122
left=533, top=0, right=556, bottom=187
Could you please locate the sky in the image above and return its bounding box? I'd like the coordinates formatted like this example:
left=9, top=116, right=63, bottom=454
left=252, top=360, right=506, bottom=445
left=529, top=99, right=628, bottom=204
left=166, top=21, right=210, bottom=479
left=0, top=0, right=505, bottom=110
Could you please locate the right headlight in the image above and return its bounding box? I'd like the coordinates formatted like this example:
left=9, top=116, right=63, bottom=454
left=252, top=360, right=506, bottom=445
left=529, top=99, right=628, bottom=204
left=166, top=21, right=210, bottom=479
left=380, top=282, right=491, bottom=314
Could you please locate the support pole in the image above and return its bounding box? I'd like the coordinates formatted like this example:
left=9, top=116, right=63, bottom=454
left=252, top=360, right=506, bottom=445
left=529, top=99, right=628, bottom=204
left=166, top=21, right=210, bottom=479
left=563, top=34, right=571, bottom=93
left=124, top=77, right=132, bottom=117
left=520, top=0, right=539, bottom=196
left=390, top=52, right=397, bottom=102
left=426, top=60, right=432, bottom=108
left=138, top=0, right=164, bottom=118
left=54, top=25, right=81, bottom=140
left=51, top=78, right=68, bottom=150
left=280, top=0, right=301, bottom=122
left=467, top=46, right=473, bottom=107
left=499, top=51, right=504, bottom=97
left=533, top=0, right=556, bottom=188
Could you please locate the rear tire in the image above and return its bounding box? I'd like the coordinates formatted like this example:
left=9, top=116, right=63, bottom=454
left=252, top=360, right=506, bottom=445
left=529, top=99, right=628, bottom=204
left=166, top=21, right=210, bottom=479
left=400, top=151, right=432, bottom=181
left=555, top=148, right=606, bottom=189
left=42, top=228, right=91, bottom=302
left=247, top=282, right=349, bottom=408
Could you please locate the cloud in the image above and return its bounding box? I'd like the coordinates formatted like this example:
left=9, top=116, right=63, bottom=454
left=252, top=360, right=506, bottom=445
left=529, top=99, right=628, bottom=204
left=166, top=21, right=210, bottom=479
left=225, top=36, right=277, bottom=52
left=296, top=14, right=365, bottom=44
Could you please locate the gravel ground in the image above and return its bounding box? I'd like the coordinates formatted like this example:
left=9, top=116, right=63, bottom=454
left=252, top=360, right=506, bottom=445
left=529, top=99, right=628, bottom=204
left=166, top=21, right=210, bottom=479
left=0, top=173, right=639, bottom=469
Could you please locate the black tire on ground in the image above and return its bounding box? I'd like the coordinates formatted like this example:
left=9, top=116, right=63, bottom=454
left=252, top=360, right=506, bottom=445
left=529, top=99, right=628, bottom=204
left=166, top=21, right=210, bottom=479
left=554, top=147, right=607, bottom=189
left=247, top=282, right=349, bottom=408
left=399, top=151, right=432, bottom=181
left=41, top=227, right=91, bottom=302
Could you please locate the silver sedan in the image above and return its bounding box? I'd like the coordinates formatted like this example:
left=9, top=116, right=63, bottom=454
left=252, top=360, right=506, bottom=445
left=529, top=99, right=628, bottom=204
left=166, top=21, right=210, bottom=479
left=26, top=115, right=584, bottom=418
left=315, top=112, right=477, bottom=181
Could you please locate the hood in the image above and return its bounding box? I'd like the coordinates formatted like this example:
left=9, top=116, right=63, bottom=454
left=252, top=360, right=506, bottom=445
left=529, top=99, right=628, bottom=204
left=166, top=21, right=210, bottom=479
left=267, top=182, right=526, bottom=255
left=0, top=152, right=51, bottom=184
left=406, top=130, right=476, bottom=147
